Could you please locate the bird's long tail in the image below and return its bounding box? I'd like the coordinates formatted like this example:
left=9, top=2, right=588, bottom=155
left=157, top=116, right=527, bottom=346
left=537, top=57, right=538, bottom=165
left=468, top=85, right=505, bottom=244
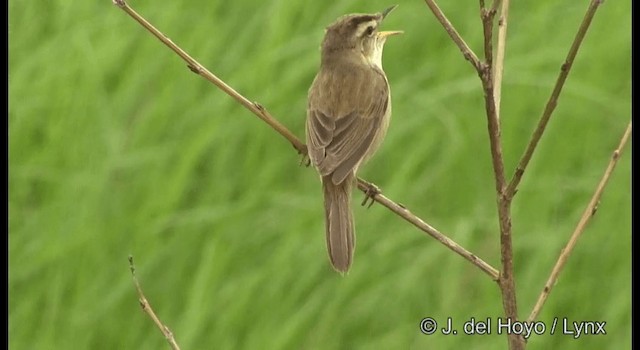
left=322, top=174, right=355, bottom=273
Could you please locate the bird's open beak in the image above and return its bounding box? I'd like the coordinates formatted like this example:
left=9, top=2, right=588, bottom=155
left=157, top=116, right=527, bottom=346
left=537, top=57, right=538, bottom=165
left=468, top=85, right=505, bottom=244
left=381, top=5, right=398, bottom=19
left=379, top=6, right=402, bottom=39
left=378, top=30, right=404, bottom=39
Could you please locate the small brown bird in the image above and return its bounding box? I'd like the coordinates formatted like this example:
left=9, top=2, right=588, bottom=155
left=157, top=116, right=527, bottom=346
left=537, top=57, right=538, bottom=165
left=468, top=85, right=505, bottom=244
left=306, top=6, right=402, bottom=273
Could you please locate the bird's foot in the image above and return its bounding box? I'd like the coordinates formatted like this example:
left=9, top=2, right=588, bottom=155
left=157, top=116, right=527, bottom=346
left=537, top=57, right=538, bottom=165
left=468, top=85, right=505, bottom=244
left=361, top=182, right=382, bottom=208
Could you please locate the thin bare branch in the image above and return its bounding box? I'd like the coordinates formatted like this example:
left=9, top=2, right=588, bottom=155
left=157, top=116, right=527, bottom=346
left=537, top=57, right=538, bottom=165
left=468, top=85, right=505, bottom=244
left=506, top=0, right=605, bottom=199
left=128, top=256, right=181, bottom=350
left=423, top=0, right=482, bottom=71
left=480, top=9, right=495, bottom=70
left=478, top=4, right=505, bottom=196
left=478, top=3, right=522, bottom=348
left=113, top=0, right=500, bottom=280
left=527, top=121, right=631, bottom=323
left=493, top=0, right=509, bottom=120
left=356, top=179, right=500, bottom=280
left=112, top=0, right=305, bottom=155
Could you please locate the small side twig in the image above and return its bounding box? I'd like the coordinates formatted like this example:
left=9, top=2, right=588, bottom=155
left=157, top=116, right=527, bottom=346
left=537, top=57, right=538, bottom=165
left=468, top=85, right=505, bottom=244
left=129, top=256, right=181, bottom=350
left=527, top=121, right=631, bottom=323
left=112, top=0, right=500, bottom=280
left=506, top=0, right=605, bottom=199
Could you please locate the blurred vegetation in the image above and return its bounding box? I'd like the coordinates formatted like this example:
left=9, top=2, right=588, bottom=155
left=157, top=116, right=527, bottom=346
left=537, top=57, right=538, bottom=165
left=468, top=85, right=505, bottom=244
left=9, top=0, right=630, bottom=349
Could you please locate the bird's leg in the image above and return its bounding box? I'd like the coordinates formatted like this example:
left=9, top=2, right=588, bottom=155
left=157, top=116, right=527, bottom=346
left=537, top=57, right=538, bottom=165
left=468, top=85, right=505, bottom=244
left=360, top=180, right=382, bottom=208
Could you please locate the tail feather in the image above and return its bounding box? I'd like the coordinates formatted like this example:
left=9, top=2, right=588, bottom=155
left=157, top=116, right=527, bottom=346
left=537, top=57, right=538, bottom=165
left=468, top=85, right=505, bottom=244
left=323, top=174, right=355, bottom=273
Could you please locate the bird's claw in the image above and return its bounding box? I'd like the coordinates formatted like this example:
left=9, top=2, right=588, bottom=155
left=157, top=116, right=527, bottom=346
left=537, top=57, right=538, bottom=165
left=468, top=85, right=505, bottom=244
left=361, top=182, right=382, bottom=208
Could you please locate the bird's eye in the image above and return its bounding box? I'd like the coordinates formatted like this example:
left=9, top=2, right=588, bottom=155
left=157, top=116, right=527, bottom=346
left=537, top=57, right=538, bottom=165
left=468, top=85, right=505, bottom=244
left=365, top=25, right=375, bottom=36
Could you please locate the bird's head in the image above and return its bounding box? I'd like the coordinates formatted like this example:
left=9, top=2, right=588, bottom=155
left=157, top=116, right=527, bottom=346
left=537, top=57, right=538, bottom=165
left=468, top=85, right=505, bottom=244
left=321, top=5, right=403, bottom=67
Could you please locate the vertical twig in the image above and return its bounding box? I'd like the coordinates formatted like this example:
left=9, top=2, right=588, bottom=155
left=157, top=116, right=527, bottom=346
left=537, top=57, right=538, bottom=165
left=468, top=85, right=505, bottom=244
left=493, top=0, right=510, bottom=120
left=527, top=122, right=631, bottom=323
left=478, top=3, right=506, bottom=195
left=479, top=1, right=522, bottom=348
left=424, top=0, right=521, bottom=347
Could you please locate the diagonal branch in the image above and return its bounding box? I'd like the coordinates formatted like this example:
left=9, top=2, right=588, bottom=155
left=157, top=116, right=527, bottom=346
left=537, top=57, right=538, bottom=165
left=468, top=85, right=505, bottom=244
left=527, top=121, right=631, bottom=323
left=506, top=0, right=605, bottom=199
left=129, top=256, right=181, bottom=350
left=423, top=0, right=482, bottom=72
left=356, top=179, right=499, bottom=280
left=111, top=0, right=306, bottom=155
left=112, top=0, right=500, bottom=281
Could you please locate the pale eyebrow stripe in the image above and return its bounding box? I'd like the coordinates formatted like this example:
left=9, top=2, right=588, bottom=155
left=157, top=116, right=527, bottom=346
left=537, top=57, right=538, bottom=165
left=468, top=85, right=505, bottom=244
left=355, top=20, right=378, bottom=37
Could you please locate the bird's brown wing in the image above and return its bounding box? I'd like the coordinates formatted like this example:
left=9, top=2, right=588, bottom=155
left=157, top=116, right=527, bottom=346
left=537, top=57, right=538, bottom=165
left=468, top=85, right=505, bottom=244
left=306, top=63, right=389, bottom=185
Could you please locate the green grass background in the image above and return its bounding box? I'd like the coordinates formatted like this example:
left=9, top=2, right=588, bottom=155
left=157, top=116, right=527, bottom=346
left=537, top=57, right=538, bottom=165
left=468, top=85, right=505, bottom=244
left=9, top=0, right=630, bottom=349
